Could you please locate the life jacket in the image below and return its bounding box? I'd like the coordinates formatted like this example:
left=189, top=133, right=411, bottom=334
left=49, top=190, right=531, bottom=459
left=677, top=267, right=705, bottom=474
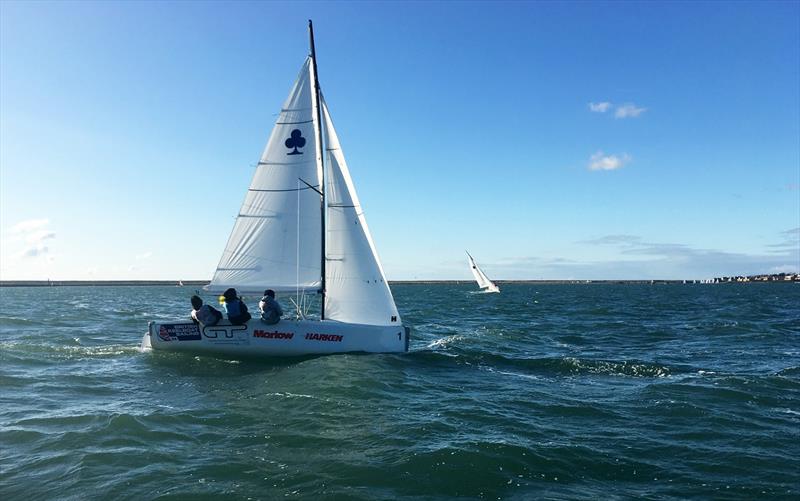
left=226, top=299, right=251, bottom=325
left=259, top=296, right=283, bottom=325
left=261, top=309, right=280, bottom=325
left=226, top=299, right=243, bottom=317
left=197, top=305, right=221, bottom=326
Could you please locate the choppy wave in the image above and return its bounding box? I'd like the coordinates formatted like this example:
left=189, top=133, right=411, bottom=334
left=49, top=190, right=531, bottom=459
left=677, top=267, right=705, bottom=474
left=0, top=283, right=798, bottom=499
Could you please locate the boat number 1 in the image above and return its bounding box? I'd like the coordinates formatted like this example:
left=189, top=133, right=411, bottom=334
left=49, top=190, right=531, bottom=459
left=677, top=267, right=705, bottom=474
left=398, top=332, right=402, bottom=340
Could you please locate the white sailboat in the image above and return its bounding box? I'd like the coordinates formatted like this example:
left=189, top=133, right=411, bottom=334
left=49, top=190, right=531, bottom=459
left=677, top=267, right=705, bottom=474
left=142, top=21, right=408, bottom=357
left=466, top=251, right=500, bottom=293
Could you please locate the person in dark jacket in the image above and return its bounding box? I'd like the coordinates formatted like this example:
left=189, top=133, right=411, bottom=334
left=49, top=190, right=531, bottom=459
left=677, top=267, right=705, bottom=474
left=258, top=289, right=284, bottom=325
left=223, top=288, right=251, bottom=325
left=190, top=295, right=222, bottom=326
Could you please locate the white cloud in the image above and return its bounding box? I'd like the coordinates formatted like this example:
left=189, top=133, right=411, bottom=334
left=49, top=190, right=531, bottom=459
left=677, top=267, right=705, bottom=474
left=580, top=235, right=642, bottom=245
left=24, top=230, right=56, bottom=244
left=8, top=219, right=56, bottom=260
left=767, top=227, right=800, bottom=253
left=588, top=151, right=631, bottom=171
left=614, top=103, right=647, bottom=118
left=10, top=218, right=49, bottom=234
left=589, top=101, right=612, bottom=113
left=769, top=264, right=800, bottom=274
left=18, top=246, right=49, bottom=258
left=136, top=251, right=153, bottom=260
left=451, top=231, right=796, bottom=280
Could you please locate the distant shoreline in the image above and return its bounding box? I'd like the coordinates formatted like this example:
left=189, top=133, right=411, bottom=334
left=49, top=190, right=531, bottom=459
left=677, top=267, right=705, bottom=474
left=1, top=277, right=797, bottom=287
left=0, top=280, right=212, bottom=287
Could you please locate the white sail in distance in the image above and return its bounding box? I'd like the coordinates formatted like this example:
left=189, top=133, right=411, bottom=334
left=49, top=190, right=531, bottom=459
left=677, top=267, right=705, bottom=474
left=467, top=251, right=500, bottom=293
left=208, top=59, right=322, bottom=294
left=321, top=97, right=400, bottom=325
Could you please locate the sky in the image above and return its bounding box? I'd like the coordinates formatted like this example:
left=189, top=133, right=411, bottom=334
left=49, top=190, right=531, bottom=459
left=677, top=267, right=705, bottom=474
left=1, top=0, right=798, bottom=281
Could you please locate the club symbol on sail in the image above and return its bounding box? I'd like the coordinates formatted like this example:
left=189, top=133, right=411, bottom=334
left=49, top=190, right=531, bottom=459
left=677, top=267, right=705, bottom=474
left=285, top=129, right=306, bottom=155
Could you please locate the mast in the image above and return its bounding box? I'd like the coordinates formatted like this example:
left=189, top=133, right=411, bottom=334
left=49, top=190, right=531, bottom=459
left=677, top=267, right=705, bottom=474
left=309, top=19, right=327, bottom=319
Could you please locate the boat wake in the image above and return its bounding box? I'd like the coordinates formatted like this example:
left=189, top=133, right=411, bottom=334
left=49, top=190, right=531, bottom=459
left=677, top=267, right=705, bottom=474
left=410, top=348, right=676, bottom=378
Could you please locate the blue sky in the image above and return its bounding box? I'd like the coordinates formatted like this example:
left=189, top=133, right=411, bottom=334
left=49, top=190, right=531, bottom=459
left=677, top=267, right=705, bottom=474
left=1, top=0, right=798, bottom=281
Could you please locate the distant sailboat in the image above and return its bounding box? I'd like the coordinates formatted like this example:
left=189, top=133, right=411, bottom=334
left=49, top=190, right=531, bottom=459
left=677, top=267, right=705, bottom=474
left=142, top=21, right=408, bottom=357
left=466, top=251, right=500, bottom=293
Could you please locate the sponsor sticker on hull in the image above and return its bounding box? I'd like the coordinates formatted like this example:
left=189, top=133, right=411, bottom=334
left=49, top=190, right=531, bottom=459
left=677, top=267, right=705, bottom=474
left=158, top=324, right=202, bottom=342
left=254, top=330, right=294, bottom=340
left=305, top=333, right=343, bottom=342
left=202, top=324, right=250, bottom=346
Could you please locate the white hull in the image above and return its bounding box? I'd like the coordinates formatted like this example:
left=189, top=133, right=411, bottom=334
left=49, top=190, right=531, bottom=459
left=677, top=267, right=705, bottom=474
left=142, top=318, right=409, bottom=357
left=481, top=285, right=500, bottom=293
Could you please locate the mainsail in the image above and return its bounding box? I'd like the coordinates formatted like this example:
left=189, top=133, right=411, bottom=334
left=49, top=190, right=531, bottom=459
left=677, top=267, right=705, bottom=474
left=467, top=251, right=499, bottom=292
left=208, top=56, right=400, bottom=325
left=209, top=59, right=322, bottom=294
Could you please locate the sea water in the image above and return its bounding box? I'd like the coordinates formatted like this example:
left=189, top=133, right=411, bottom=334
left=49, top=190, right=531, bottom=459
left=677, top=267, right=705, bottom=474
left=1, top=283, right=798, bottom=499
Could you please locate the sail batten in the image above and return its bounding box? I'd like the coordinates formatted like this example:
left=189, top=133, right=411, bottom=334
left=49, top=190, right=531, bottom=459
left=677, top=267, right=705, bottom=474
left=248, top=187, right=318, bottom=193
left=276, top=119, right=315, bottom=125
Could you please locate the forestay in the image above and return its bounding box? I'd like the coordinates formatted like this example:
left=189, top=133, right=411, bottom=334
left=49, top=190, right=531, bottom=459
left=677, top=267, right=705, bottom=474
left=208, top=59, right=322, bottom=294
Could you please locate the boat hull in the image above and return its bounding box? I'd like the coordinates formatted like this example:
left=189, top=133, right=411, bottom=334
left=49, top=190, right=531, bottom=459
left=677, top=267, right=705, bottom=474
left=142, top=319, right=409, bottom=357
